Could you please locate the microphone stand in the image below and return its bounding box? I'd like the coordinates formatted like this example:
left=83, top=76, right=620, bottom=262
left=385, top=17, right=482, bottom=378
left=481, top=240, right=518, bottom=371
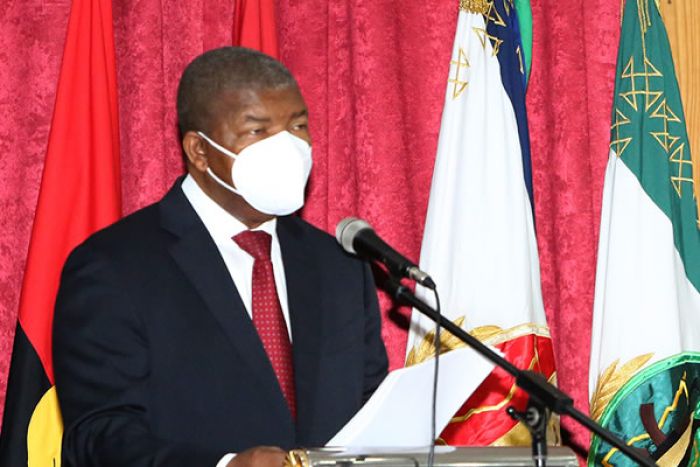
left=383, top=277, right=657, bottom=467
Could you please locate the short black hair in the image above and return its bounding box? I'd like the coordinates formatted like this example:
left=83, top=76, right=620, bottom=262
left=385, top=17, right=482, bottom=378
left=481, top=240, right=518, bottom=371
left=176, top=47, right=297, bottom=135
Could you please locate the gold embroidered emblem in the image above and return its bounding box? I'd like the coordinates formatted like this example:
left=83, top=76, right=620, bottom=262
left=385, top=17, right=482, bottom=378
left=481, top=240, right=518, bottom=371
left=610, top=108, right=632, bottom=157
left=406, top=316, right=468, bottom=366
left=408, top=320, right=557, bottom=445
left=670, top=143, right=693, bottom=196
left=589, top=353, right=654, bottom=422
left=649, top=99, right=681, bottom=152
left=406, top=319, right=551, bottom=366
left=472, top=27, right=503, bottom=56
left=612, top=0, right=696, bottom=204
left=485, top=1, right=506, bottom=27
left=490, top=373, right=561, bottom=447
left=516, top=45, right=524, bottom=75
left=448, top=352, right=539, bottom=424
left=600, top=371, right=692, bottom=467
left=502, top=0, right=514, bottom=16
left=619, top=57, right=663, bottom=112
left=448, top=48, right=471, bottom=100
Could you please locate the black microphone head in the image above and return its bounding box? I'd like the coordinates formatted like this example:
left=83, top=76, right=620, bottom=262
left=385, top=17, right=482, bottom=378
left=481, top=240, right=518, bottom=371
left=335, top=217, right=372, bottom=254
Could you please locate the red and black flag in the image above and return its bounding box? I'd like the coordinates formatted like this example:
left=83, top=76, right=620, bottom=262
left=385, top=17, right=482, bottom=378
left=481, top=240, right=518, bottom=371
left=0, top=0, right=121, bottom=464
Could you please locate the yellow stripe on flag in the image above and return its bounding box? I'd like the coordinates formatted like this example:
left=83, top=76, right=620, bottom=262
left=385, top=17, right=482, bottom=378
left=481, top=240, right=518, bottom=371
left=27, top=386, right=63, bottom=467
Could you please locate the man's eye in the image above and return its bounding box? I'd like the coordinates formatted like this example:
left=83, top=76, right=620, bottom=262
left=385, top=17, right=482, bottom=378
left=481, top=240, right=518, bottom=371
left=292, top=123, right=308, bottom=131
left=249, top=128, right=264, bottom=135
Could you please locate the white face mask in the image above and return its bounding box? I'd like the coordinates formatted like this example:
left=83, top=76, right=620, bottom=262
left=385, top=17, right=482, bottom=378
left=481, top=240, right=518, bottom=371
left=197, top=131, right=312, bottom=216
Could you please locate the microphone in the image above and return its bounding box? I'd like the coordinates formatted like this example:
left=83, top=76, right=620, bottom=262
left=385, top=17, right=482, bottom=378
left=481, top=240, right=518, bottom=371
left=336, top=217, right=436, bottom=289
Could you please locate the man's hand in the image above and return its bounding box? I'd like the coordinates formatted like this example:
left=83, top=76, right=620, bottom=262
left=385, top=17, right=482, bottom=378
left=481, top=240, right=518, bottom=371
left=227, top=446, right=287, bottom=467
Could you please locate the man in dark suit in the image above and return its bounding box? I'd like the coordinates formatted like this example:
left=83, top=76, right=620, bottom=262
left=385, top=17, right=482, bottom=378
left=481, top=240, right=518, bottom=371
left=53, top=47, right=388, bottom=467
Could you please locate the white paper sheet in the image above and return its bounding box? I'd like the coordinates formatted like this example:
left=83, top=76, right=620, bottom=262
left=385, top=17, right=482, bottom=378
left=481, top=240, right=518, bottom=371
left=326, top=345, right=498, bottom=447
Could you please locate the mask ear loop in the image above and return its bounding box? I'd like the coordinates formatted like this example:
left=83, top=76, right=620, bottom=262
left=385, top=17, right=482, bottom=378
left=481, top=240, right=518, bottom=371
left=196, top=131, right=242, bottom=195
left=196, top=131, right=239, bottom=159
left=206, top=167, right=241, bottom=195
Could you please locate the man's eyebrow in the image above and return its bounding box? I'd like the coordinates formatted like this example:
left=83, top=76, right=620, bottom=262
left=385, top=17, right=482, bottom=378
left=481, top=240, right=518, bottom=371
left=242, top=114, right=271, bottom=123
left=241, top=109, right=307, bottom=122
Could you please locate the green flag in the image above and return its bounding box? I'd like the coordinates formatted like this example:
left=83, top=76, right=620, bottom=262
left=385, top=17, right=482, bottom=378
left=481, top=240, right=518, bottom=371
left=513, top=0, right=531, bottom=82
left=588, top=0, right=700, bottom=465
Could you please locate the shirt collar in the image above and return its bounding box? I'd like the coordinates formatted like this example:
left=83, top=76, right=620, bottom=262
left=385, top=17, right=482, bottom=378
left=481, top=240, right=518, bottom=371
left=181, top=174, right=277, bottom=242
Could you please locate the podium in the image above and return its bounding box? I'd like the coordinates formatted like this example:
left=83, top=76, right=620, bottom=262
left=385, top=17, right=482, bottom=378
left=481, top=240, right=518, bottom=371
left=285, top=447, right=579, bottom=467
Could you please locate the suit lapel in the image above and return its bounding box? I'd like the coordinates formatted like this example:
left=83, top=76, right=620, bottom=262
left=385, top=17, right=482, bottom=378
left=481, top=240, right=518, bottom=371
left=158, top=181, right=291, bottom=421
left=277, top=217, right=325, bottom=441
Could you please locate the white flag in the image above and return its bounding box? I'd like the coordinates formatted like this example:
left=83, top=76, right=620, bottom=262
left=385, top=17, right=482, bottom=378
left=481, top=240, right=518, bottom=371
left=405, top=0, right=557, bottom=446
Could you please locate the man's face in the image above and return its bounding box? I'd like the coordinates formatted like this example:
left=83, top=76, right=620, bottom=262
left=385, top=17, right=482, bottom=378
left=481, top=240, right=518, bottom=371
left=207, top=85, right=310, bottom=164
left=184, top=85, right=310, bottom=226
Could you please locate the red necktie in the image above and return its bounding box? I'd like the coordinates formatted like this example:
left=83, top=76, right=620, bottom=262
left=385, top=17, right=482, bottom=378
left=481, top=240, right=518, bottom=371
left=233, top=230, right=297, bottom=419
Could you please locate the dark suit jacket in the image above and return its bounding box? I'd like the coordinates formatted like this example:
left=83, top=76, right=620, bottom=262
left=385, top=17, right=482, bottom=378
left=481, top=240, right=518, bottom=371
left=53, top=179, right=388, bottom=467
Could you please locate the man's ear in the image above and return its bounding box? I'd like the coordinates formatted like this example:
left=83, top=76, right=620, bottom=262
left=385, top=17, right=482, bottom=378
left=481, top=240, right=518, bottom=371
left=182, top=131, right=209, bottom=173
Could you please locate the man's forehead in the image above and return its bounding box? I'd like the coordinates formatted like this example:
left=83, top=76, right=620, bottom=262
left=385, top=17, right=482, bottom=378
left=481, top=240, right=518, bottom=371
left=212, top=86, right=305, bottom=119
left=212, top=87, right=261, bottom=109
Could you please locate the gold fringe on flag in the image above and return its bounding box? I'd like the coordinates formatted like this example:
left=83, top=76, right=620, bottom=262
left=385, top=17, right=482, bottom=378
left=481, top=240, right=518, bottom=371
left=460, top=0, right=490, bottom=15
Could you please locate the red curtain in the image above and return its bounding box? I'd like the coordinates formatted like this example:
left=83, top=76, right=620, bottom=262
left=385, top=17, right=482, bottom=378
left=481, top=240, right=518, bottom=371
left=0, top=0, right=621, bottom=456
left=528, top=0, right=621, bottom=453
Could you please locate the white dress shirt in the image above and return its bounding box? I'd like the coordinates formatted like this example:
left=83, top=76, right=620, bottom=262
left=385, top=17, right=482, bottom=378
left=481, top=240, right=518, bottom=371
left=181, top=174, right=292, bottom=338
left=181, top=174, right=292, bottom=466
